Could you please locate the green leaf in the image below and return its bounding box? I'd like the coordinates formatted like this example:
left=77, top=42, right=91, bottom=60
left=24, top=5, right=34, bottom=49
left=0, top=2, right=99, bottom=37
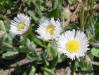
left=44, top=57, right=49, bottom=66
left=23, top=66, right=36, bottom=75
left=24, top=0, right=32, bottom=6
left=75, top=60, right=93, bottom=71
left=48, top=8, right=61, bottom=18
left=47, top=43, right=58, bottom=69
left=95, top=14, right=99, bottom=40
left=91, top=48, right=99, bottom=57
left=64, top=24, right=79, bottom=30
left=47, top=43, right=57, bottom=57
left=2, top=51, right=18, bottom=60
left=27, top=52, right=36, bottom=60
left=52, top=0, right=58, bottom=9
left=86, top=15, right=95, bottom=40
left=26, top=38, right=36, bottom=51
left=29, top=66, right=36, bottom=75
left=33, top=37, right=47, bottom=48
left=42, top=67, right=54, bottom=75
left=23, top=69, right=30, bottom=75
left=26, top=51, right=42, bottom=62
left=0, top=21, right=14, bottom=44
left=58, top=54, right=67, bottom=63
left=50, top=55, right=58, bottom=69
left=13, top=64, right=22, bottom=75
left=0, top=20, right=6, bottom=32
left=28, top=10, right=39, bottom=22
left=68, top=0, right=74, bottom=4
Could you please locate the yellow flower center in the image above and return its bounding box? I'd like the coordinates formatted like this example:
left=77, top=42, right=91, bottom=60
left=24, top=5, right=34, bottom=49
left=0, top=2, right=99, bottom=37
left=17, top=22, right=25, bottom=31
left=46, top=25, right=55, bottom=35
left=66, top=40, right=80, bottom=53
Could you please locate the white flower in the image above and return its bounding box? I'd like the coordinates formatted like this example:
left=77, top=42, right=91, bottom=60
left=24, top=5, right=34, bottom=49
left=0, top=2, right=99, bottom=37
left=10, top=13, right=31, bottom=35
left=36, top=18, right=62, bottom=40
left=57, top=30, right=89, bottom=60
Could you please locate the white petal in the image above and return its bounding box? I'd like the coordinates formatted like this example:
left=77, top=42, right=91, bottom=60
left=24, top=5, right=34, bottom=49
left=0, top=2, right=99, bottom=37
left=36, top=18, right=62, bottom=41
left=9, top=13, right=31, bottom=35
left=57, top=29, right=89, bottom=60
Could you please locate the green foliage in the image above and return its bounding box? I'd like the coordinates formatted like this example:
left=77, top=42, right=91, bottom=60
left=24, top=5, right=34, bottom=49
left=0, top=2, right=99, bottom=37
left=48, top=8, right=62, bottom=18
left=0, top=0, right=18, bottom=14
left=0, top=0, right=98, bottom=75
left=42, top=67, right=54, bottom=75
left=95, top=14, right=99, bottom=40
left=64, top=24, right=79, bottom=30
left=33, top=37, right=47, bottom=48
left=75, top=60, right=93, bottom=71
left=0, top=20, right=14, bottom=44
left=28, top=11, right=39, bottom=22
left=23, top=66, right=36, bottom=75
left=68, top=0, right=74, bottom=4
left=91, top=47, right=99, bottom=57
left=13, top=64, right=22, bottom=75
left=47, top=43, right=58, bottom=69
left=2, top=51, right=18, bottom=60
left=86, top=15, right=95, bottom=40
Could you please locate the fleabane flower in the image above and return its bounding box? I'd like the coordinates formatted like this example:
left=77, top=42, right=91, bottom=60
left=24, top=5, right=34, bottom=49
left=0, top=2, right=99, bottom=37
left=10, top=13, right=31, bottom=35
left=36, top=18, right=62, bottom=40
left=57, top=30, right=89, bottom=60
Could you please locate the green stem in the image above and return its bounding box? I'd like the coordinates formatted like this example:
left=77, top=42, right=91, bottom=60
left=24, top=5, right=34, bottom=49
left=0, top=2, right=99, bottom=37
left=80, top=5, right=85, bottom=31
left=80, top=0, right=87, bottom=31
left=71, top=60, right=76, bottom=75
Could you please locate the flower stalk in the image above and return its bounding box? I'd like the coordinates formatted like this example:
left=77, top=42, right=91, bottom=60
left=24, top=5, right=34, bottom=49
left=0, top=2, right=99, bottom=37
left=71, top=60, right=76, bottom=75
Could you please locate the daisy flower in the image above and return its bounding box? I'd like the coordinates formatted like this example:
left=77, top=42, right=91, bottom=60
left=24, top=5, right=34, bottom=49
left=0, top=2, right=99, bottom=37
left=36, top=18, right=62, bottom=40
left=57, top=30, right=89, bottom=60
left=10, top=13, right=31, bottom=35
